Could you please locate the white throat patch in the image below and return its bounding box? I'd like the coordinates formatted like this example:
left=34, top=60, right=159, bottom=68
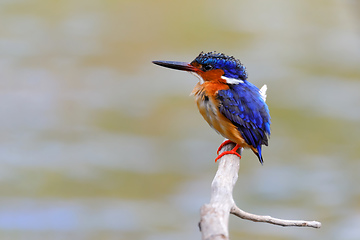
left=190, top=72, right=205, bottom=84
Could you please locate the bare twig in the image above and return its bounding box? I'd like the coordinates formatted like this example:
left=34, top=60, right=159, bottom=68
left=199, top=140, right=321, bottom=240
left=231, top=205, right=321, bottom=228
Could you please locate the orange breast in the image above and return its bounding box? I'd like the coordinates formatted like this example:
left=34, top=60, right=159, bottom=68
left=191, top=82, right=250, bottom=148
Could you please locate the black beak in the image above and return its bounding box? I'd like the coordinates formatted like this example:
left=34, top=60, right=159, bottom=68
left=152, top=60, right=197, bottom=72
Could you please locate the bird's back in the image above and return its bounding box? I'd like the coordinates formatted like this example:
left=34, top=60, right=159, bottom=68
left=218, top=82, right=270, bottom=147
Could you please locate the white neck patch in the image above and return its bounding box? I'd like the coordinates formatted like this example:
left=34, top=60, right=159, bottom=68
left=220, top=76, right=244, bottom=84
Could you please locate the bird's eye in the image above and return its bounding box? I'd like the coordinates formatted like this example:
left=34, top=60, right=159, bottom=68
left=203, top=64, right=213, bottom=71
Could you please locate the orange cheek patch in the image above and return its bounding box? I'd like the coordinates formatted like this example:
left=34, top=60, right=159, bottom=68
left=199, top=69, right=225, bottom=82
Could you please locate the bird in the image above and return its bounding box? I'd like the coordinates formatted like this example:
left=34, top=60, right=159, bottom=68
left=153, top=51, right=271, bottom=164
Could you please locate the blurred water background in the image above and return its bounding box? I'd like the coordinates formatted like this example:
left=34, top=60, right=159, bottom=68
left=0, top=0, right=359, bottom=239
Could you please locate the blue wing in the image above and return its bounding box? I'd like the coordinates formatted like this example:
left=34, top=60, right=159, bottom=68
left=217, top=82, right=271, bottom=163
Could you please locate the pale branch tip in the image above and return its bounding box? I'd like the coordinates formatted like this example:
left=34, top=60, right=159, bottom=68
left=230, top=205, right=321, bottom=229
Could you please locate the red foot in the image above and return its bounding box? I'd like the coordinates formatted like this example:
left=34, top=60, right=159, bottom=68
left=216, top=140, right=234, bottom=155
left=215, top=141, right=241, bottom=162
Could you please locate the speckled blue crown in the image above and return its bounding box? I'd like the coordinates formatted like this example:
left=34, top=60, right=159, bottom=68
left=193, top=51, right=248, bottom=80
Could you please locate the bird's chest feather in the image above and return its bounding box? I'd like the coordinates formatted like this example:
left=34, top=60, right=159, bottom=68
left=191, top=82, right=239, bottom=138
left=191, top=83, right=222, bottom=125
left=194, top=91, right=218, bottom=127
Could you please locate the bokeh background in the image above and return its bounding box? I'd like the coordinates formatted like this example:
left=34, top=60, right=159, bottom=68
left=0, top=0, right=359, bottom=239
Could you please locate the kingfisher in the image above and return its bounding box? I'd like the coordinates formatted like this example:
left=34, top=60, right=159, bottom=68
left=153, top=51, right=271, bottom=164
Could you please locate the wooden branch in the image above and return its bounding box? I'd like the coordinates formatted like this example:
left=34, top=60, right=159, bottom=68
left=199, top=141, right=241, bottom=240
left=199, top=140, right=321, bottom=240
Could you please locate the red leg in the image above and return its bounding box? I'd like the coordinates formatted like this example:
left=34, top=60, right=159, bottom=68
left=215, top=142, right=241, bottom=162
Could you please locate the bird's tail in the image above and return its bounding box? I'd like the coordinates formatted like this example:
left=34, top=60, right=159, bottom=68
left=251, top=145, right=264, bottom=165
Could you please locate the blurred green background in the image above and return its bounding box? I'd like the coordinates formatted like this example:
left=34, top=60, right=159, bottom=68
left=0, top=0, right=359, bottom=239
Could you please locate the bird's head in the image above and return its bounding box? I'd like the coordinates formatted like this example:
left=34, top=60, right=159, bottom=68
left=153, top=51, right=247, bottom=85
